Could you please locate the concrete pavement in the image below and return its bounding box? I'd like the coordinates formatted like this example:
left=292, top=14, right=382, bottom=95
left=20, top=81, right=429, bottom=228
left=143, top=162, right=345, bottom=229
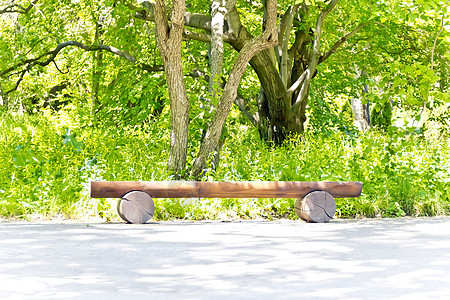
left=1, top=217, right=450, bottom=299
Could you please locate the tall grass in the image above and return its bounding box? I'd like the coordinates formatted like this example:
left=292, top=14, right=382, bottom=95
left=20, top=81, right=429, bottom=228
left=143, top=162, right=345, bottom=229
left=218, top=128, right=450, bottom=218
left=1, top=108, right=449, bottom=221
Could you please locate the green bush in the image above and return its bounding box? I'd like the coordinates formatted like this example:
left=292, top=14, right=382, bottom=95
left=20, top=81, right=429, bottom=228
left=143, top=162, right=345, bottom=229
left=0, top=109, right=449, bottom=221
left=371, top=100, right=393, bottom=131
left=0, top=107, right=171, bottom=220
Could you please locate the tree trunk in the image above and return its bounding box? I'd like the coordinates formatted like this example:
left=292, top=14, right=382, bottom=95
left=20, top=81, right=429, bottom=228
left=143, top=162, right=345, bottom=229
left=227, top=18, right=291, bottom=143
left=207, top=0, right=228, bottom=172
left=351, top=82, right=371, bottom=131
left=351, top=97, right=369, bottom=131
left=191, top=0, right=278, bottom=178
left=209, top=0, right=225, bottom=99
left=153, top=0, right=190, bottom=177
left=225, top=0, right=346, bottom=142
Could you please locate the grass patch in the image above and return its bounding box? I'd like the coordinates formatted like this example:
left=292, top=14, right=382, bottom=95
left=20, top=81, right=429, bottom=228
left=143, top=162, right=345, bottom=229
left=1, top=109, right=449, bottom=221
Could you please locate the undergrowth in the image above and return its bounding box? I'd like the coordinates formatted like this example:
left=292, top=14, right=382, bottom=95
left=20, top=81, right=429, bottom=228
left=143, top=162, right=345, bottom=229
left=1, top=108, right=449, bottom=221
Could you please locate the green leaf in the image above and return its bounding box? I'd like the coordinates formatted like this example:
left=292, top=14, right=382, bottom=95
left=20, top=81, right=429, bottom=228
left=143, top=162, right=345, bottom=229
left=373, top=103, right=382, bottom=113
left=393, top=76, right=402, bottom=89
left=13, top=145, right=27, bottom=167
left=62, top=128, right=83, bottom=151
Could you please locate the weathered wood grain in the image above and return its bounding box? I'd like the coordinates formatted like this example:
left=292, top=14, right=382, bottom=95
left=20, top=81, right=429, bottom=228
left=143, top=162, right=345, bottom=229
left=117, top=191, right=155, bottom=224
left=295, top=191, right=336, bottom=223
left=90, top=181, right=362, bottom=199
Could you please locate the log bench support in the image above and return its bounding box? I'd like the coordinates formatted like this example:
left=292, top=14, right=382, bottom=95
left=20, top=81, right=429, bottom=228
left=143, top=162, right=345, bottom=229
left=89, top=181, right=362, bottom=224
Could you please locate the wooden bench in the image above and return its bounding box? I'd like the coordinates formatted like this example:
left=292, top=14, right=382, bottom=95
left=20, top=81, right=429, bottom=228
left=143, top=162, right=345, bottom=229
left=89, top=181, right=362, bottom=224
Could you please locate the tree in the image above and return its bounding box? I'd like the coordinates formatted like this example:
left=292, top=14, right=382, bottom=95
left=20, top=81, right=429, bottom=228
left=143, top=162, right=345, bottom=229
left=0, top=0, right=172, bottom=130
left=136, top=0, right=278, bottom=177
left=152, top=0, right=190, bottom=177
left=134, top=0, right=371, bottom=144
left=1, top=0, right=448, bottom=177
left=324, top=0, right=450, bottom=133
left=0, top=0, right=278, bottom=177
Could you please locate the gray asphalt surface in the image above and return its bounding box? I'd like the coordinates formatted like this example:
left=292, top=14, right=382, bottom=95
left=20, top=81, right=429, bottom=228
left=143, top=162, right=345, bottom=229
left=1, top=217, right=450, bottom=299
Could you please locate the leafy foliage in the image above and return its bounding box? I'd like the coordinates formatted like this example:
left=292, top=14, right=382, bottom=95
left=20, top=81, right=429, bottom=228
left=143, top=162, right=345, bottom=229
left=371, top=100, right=392, bottom=131
left=1, top=0, right=449, bottom=220
left=0, top=108, right=448, bottom=220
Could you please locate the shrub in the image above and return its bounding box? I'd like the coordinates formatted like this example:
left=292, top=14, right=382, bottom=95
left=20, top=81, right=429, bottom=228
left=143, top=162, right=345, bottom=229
left=1, top=109, right=449, bottom=221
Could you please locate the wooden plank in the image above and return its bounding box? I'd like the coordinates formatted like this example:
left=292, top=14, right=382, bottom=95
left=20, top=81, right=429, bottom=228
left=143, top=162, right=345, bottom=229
left=90, top=181, right=362, bottom=199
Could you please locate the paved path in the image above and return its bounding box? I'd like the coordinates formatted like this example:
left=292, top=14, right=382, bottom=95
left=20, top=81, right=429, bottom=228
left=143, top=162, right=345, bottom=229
left=1, top=217, right=450, bottom=299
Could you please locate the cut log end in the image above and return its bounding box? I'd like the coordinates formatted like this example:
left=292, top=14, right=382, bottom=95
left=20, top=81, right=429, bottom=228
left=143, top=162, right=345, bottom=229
left=295, top=191, right=336, bottom=223
left=118, top=191, right=155, bottom=224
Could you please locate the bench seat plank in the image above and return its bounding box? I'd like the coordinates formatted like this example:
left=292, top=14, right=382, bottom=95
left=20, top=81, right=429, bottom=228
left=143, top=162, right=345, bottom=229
left=90, top=181, right=362, bottom=199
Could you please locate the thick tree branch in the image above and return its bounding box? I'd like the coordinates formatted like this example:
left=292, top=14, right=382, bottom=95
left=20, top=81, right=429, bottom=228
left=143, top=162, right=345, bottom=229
left=287, top=29, right=307, bottom=62
left=319, top=22, right=366, bottom=64
left=182, top=28, right=236, bottom=43
left=132, top=1, right=212, bottom=32
left=291, top=0, right=339, bottom=113
left=286, top=70, right=307, bottom=95
left=276, top=7, right=290, bottom=60
left=184, top=12, right=212, bottom=31
left=279, top=5, right=299, bottom=88
left=131, top=1, right=242, bottom=45
left=183, top=29, right=211, bottom=42
left=0, top=41, right=163, bottom=95
left=0, top=0, right=37, bottom=14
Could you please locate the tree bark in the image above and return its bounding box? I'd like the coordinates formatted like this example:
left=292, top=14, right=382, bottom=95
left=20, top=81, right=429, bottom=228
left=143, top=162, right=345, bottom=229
left=291, top=0, right=339, bottom=127
left=153, top=0, right=190, bottom=177
left=209, top=0, right=225, bottom=99
left=225, top=13, right=290, bottom=143
left=351, top=97, right=369, bottom=131
left=208, top=0, right=228, bottom=172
